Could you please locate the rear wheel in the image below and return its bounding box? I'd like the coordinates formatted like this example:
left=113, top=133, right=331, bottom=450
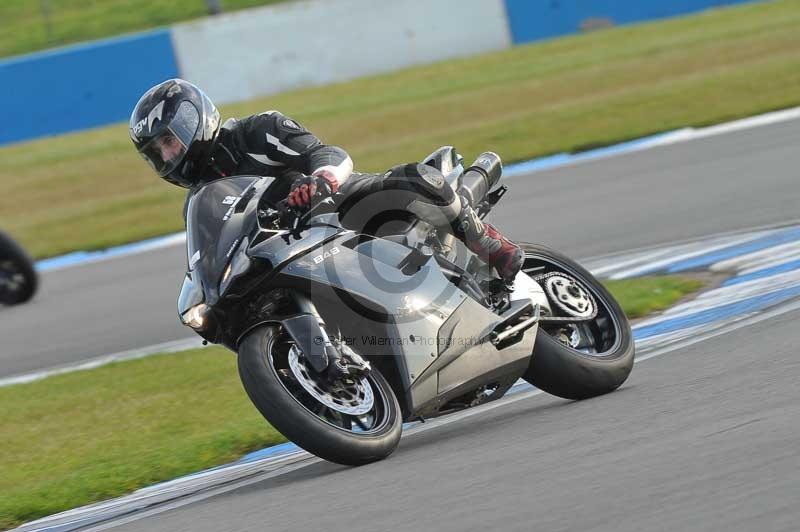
left=521, top=243, right=634, bottom=400
left=238, top=325, right=402, bottom=465
left=0, top=231, right=37, bottom=305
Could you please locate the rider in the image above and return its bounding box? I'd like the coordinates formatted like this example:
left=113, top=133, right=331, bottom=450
left=129, top=79, right=523, bottom=282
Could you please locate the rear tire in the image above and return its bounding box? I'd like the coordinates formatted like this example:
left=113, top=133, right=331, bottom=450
left=0, top=231, right=38, bottom=305
left=521, top=243, right=634, bottom=400
left=238, top=325, right=402, bottom=466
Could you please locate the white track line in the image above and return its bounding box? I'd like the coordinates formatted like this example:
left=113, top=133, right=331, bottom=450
left=0, top=338, right=204, bottom=388
left=670, top=107, right=800, bottom=142
left=505, top=107, right=800, bottom=179
left=711, top=240, right=800, bottom=273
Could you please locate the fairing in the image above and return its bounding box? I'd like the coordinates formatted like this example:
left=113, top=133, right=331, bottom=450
left=183, top=175, right=272, bottom=305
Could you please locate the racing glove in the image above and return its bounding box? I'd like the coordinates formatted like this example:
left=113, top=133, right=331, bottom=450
left=287, top=170, right=339, bottom=208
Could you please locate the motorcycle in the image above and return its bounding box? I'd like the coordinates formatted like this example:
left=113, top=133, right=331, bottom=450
left=177, top=147, right=634, bottom=465
left=0, top=230, right=38, bottom=306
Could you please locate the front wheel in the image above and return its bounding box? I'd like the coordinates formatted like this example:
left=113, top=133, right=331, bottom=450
left=0, top=231, right=38, bottom=306
left=238, top=325, right=402, bottom=465
left=521, top=243, right=634, bottom=400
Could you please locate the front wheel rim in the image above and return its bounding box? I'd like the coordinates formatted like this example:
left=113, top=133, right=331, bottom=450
left=267, top=331, right=393, bottom=435
left=287, top=345, right=376, bottom=415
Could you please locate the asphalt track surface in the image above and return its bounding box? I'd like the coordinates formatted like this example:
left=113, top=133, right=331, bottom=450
left=1, top=117, right=799, bottom=378
left=6, top=115, right=800, bottom=532
left=106, top=307, right=800, bottom=532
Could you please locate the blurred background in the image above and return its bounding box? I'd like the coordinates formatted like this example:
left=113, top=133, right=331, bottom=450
left=2, top=1, right=800, bottom=530
left=2, top=0, right=794, bottom=259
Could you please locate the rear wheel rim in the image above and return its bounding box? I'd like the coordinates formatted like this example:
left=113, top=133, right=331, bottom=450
left=523, top=252, right=623, bottom=358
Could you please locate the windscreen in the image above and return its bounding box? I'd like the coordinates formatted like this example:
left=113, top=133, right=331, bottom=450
left=184, top=176, right=274, bottom=300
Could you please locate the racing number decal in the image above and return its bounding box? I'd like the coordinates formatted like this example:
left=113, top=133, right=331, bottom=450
left=313, top=247, right=341, bottom=264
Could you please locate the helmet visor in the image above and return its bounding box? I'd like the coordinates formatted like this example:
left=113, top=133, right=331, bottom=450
left=138, top=101, right=200, bottom=177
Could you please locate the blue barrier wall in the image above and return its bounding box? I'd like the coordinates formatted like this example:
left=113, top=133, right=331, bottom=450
left=504, top=0, right=756, bottom=44
left=0, top=30, right=178, bottom=145
left=0, top=0, right=763, bottom=145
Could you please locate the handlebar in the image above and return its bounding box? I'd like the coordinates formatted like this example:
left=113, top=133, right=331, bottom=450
left=273, top=195, right=339, bottom=230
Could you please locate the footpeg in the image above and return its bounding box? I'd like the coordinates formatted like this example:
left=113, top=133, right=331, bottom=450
left=491, top=309, right=539, bottom=346
left=479, top=303, right=540, bottom=348
left=481, top=279, right=510, bottom=311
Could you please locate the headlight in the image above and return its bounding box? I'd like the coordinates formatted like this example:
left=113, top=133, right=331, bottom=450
left=181, top=303, right=210, bottom=330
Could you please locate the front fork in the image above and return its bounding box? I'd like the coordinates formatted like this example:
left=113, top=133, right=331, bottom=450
left=282, top=293, right=370, bottom=378
left=280, top=293, right=339, bottom=374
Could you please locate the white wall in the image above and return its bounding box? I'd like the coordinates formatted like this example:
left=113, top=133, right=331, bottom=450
left=172, top=0, right=511, bottom=104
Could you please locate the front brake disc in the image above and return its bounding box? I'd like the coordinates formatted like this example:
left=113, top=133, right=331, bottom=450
left=287, top=346, right=374, bottom=416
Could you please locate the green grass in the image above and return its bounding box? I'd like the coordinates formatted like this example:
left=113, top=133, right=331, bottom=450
left=0, top=347, right=282, bottom=530
left=605, top=276, right=705, bottom=319
left=2, top=0, right=800, bottom=258
left=0, top=275, right=703, bottom=529
left=0, top=0, right=293, bottom=59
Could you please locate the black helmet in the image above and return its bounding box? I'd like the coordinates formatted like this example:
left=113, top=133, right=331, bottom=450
left=130, top=79, right=220, bottom=188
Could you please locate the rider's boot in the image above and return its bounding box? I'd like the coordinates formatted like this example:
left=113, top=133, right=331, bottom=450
left=449, top=152, right=524, bottom=284
left=452, top=202, right=524, bottom=284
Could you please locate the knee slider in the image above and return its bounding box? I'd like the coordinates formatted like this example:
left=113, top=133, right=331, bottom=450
left=384, top=163, right=454, bottom=207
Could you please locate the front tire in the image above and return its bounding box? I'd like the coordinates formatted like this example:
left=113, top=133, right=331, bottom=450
left=521, top=243, right=634, bottom=400
left=238, top=325, right=402, bottom=465
left=0, top=231, right=38, bottom=306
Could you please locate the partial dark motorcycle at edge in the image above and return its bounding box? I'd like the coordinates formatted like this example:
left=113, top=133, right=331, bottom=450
left=0, top=230, right=38, bottom=306
left=177, top=147, right=634, bottom=465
